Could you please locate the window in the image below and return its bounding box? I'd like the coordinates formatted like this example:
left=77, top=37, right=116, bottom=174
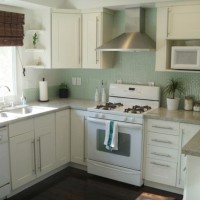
left=0, top=47, right=16, bottom=99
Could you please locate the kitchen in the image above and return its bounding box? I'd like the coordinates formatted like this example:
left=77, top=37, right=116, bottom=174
left=0, top=0, right=200, bottom=200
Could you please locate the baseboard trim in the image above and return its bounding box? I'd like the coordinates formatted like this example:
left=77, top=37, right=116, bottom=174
left=69, top=162, right=87, bottom=171
left=144, top=180, right=184, bottom=195
left=7, top=164, right=69, bottom=198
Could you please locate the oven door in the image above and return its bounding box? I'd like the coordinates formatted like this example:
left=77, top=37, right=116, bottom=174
left=87, top=117, right=143, bottom=170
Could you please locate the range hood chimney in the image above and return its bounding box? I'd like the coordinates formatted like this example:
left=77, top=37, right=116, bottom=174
left=97, top=8, right=156, bottom=52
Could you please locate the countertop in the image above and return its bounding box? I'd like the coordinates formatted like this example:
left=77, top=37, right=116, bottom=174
left=145, top=107, right=200, bottom=125
left=0, top=98, right=96, bottom=126
left=182, top=130, right=200, bottom=157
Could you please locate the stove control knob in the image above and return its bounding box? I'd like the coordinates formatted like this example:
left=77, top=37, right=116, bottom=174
left=131, top=118, right=135, bottom=123
left=101, top=114, right=105, bottom=119
left=123, top=117, right=127, bottom=122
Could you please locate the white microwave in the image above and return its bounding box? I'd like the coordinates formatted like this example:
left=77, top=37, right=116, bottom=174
left=171, top=46, right=200, bottom=70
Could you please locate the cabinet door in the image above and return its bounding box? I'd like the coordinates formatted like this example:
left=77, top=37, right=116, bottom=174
left=35, top=114, right=56, bottom=176
left=56, top=109, right=70, bottom=167
left=168, top=5, right=200, bottom=39
left=177, top=123, right=200, bottom=188
left=10, top=131, right=36, bottom=189
left=71, top=109, right=86, bottom=165
left=82, top=12, right=102, bottom=69
left=52, top=12, right=81, bottom=68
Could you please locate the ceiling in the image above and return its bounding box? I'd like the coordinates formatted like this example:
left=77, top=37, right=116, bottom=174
left=0, top=0, right=194, bottom=10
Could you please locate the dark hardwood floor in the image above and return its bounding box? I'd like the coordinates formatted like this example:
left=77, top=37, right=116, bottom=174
left=8, top=167, right=183, bottom=200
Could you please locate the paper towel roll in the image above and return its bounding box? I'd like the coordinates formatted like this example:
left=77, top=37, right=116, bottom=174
left=39, top=80, right=48, bottom=101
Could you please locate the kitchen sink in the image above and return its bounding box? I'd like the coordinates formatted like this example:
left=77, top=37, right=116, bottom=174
left=5, top=106, right=56, bottom=116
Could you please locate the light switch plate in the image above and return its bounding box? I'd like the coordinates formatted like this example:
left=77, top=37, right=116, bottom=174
left=72, top=77, right=77, bottom=85
left=76, top=77, right=81, bottom=85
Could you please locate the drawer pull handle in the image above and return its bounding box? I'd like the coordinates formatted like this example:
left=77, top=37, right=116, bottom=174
left=151, top=139, right=173, bottom=144
left=151, top=161, right=170, bottom=168
left=152, top=125, right=173, bottom=130
left=151, top=152, right=171, bottom=158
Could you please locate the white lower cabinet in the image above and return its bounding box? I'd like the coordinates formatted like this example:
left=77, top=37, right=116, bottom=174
left=177, top=123, right=200, bottom=188
left=145, top=119, right=200, bottom=190
left=9, top=113, right=56, bottom=190
left=145, top=119, right=179, bottom=187
left=9, top=129, right=35, bottom=189
left=55, top=109, right=70, bottom=167
left=70, top=109, right=87, bottom=165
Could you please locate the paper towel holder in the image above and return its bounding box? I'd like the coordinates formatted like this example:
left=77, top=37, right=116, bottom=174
left=39, top=78, right=49, bottom=102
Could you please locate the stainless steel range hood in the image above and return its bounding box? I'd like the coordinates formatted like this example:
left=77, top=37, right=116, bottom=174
left=97, top=8, right=156, bottom=52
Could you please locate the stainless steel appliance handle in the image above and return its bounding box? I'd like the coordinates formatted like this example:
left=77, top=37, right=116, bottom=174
left=32, top=139, right=36, bottom=174
left=150, top=161, right=170, bottom=168
left=37, top=137, right=42, bottom=171
left=151, top=139, right=173, bottom=144
left=151, top=152, right=171, bottom=158
left=152, top=125, right=173, bottom=130
left=96, top=16, right=99, bottom=64
left=87, top=117, right=142, bottom=129
left=78, top=17, right=81, bottom=65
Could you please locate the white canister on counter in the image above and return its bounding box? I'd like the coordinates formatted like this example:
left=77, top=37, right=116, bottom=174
left=94, top=88, right=99, bottom=102
left=184, top=96, right=193, bottom=111
left=193, top=102, right=200, bottom=112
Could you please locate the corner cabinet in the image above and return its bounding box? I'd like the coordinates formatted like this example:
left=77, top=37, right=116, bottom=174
left=70, top=109, right=87, bottom=165
left=177, top=123, right=200, bottom=188
left=52, top=9, right=82, bottom=69
left=82, top=9, right=114, bottom=69
left=55, top=109, right=70, bottom=167
left=9, top=113, right=56, bottom=190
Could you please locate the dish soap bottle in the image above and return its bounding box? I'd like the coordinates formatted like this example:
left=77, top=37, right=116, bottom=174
left=101, top=80, right=107, bottom=104
left=95, top=88, right=99, bottom=102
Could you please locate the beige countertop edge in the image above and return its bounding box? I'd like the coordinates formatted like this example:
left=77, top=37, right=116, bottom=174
left=182, top=130, right=200, bottom=157
left=144, top=107, right=200, bottom=125
left=0, top=98, right=96, bottom=126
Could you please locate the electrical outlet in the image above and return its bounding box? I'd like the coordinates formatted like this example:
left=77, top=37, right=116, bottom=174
left=72, top=77, right=77, bottom=85
left=76, top=77, right=81, bottom=86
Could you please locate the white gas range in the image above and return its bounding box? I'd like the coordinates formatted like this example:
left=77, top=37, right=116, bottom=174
left=87, top=83, right=160, bottom=186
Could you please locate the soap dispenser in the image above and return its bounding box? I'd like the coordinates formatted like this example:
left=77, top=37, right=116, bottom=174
left=101, top=80, right=107, bottom=103
left=95, top=88, right=99, bottom=102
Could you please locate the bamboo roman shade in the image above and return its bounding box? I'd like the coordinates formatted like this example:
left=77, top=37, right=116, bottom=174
left=0, top=11, right=24, bottom=46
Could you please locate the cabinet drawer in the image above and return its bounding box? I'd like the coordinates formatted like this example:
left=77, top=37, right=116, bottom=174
left=147, top=132, right=179, bottom=149
left=145, top=158, right=177, bottom=186
left=9, top=119, right=34, bottom=138
left=147, top=119, right=179, bottom=135
left=147, top=145, right=178, bottom=162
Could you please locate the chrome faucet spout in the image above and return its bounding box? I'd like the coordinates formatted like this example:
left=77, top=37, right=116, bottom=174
left=0, top=85, right=10, bottom=92
left=0, top=85, right=11, bottom=106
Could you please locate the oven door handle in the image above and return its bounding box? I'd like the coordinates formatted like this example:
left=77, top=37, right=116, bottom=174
left=87, top=117, right=142, bottom=129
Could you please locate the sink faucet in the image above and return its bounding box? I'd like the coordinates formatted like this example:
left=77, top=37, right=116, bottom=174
left=0, top=85, right=10, bottom=106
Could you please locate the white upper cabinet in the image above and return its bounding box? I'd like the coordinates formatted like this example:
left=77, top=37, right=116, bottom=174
left=168, top=5, right=200, bottom=39
left=156, top=4, right=200, bottom=72
left=82, top=9, right=114, bottom=69
left=52, top=9, right=82, bottom=68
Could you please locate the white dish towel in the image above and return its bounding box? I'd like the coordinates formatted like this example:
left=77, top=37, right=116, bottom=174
left=104, top=120, right=118, bottom=151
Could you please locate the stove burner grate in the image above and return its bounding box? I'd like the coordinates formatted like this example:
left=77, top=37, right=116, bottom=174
left=124, top=105, right=151, bottom=114
left=96, top=102, right=123, bottom=110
